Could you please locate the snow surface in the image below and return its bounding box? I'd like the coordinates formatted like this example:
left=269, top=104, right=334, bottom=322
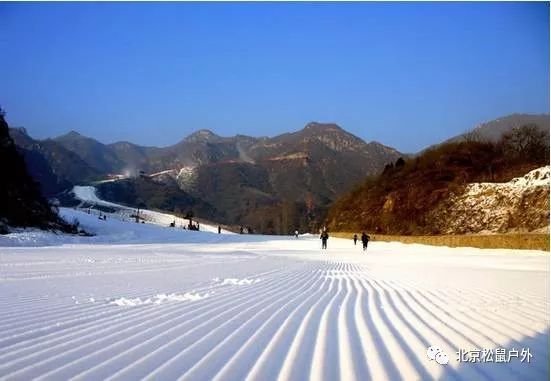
left=176, top=166, right=198, bottom=191
left=73, top=185, right=121, bottom=208
left=509, top=166, right=550, bottom=188
left=0, top=209, right=549, bottom=380
left=71, top=185, right=228, bottom=235
left=435, top=166, right=550, bottom=234
left=466, top=166, right=550, bottom=195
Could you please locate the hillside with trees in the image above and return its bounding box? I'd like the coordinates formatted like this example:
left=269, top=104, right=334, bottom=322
left=0, top=108, right=77, bottom=234
left=96, top=175, right=218, bottom=221
left=326, top=124, right=550, bottom=235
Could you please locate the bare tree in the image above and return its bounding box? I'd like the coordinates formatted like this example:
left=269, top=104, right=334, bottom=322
left=462, top=129, right=483, bottom=143
left=501, top=124, right=548, bottom=162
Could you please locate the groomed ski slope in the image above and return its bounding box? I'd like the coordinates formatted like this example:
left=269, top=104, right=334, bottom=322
left=72, top=185, right=228, bottom=234
left=0, top=209, right=549, bottom=380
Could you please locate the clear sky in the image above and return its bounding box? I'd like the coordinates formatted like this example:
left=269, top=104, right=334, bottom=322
left=0, top=2, right=549, bottom=152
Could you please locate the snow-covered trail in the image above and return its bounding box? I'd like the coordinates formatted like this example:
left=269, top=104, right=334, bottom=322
left=0, top=228, right=548, bottom=380
left=71, top=185, right=228, bottom=234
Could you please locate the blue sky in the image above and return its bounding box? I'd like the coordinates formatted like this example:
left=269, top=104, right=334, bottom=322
left=0, top=2, right=548, bottom=152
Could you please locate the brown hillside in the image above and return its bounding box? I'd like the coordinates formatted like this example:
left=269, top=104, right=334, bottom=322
left=326, top=129, right=549, bottom=235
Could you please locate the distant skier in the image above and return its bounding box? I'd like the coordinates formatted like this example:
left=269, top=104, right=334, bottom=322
left=320, top=231, right=329, bottom=250
left=361, top=232, right=370, bottom=251
left=353, top=234, right=358, bottom=245
left=295, top=230, right=299, bottom=238
left=239, top=226, right=244, bottom=234
left=218, top=225, right=221, bottom=234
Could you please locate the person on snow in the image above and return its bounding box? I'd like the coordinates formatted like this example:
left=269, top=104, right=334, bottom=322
left=320, top=231, right=329, bottom=250
left=218, top=225, right=221, bottom=234
left=361, top=232, right=370, bottom=251
left=295, top=230, right=299, bottom=238
left=353, top=233, right=358, bottom=245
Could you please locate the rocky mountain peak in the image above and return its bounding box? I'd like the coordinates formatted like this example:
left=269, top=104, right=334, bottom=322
left=298, top=122, right=367, bottom=153
left=59, top=130, right=85, bottom=140
left=185, top=129, right=219, bottom=142
left=303, top=122, right=343, bottom=134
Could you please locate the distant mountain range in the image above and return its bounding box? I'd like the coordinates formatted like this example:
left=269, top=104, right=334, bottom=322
left=8, top=113, right=550, bottom=234
left=10, top=122, right=401, bottom=233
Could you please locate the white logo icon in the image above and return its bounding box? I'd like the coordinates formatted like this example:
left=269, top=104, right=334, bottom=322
left=435, top=351, right=449, bottom=365
left=427, top=346, right=449, bottom=365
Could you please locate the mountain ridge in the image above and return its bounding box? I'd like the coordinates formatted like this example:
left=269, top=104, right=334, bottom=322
left=11, top=121, right=403, bottom=233
left=9, top=113, right=549, bottom=234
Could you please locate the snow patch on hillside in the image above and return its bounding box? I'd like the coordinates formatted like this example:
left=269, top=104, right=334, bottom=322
left=434, top=166, right=550, bottom=234
left=149, top=169, right=178, bottom=178
left=176, top=166, right=198, bottom=191
left=73, top=186, right=120, bottom=208
left=508, top=166, right=549, bottom=187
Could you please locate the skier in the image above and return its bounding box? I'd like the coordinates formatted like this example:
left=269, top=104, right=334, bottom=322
left=361, top=232, right=370, bottom=251
left=320, top=231, right=329, bottom=250
left=218, top=225, right=221, bottom=234
left=295, top=230, right=299, bottom=238
left=353, top=234, right=358, bottom=245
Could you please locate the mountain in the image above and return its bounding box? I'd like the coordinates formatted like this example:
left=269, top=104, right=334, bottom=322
left=168, top=123, right=402, bottom=232
left=54, top=130, right=126, bottom=173
left=254, top=123, right=399, bottom=201
left=326, top=127, right=550, bottom=235
left=107, top=141, right=158, bottom=176
left=445, top=113, right=549, bottom=144
left=146, top=130, right=244, bottom=171
left=0, top=111, right=74, bottom=233
left=12, top=113, right=550, bottom=234
left=12, top=122, right=402, bottom=233
left=12, top=114, right=550, bottom=234
left=9, top=128, right=101, bottom=196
